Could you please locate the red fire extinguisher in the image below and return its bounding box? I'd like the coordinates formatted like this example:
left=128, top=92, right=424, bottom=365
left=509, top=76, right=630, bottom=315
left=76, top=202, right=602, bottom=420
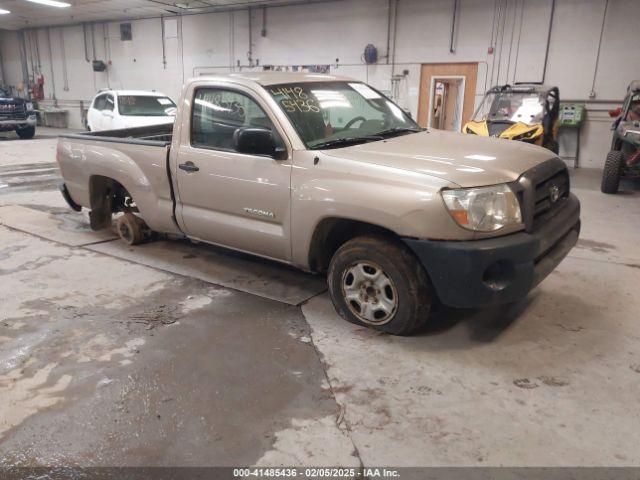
left=31, top=75, right=45, bottom=100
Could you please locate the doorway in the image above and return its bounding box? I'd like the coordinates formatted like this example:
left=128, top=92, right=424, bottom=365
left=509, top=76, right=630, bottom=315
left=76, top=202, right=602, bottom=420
left=417, top=62, right=479, bottom=131
left=429, top=77, right=465, bottom=131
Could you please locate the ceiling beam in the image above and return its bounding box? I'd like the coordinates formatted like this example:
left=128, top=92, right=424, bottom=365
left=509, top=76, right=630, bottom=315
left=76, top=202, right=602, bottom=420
left=0, top=0, right=342, bottom=30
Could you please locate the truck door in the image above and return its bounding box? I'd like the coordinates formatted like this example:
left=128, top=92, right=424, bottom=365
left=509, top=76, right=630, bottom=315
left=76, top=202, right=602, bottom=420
left=102, top=94, right=116, bottom=130
left=172, top=86, right=292, bottom=262
left=89, top=94, right=106, bottom=130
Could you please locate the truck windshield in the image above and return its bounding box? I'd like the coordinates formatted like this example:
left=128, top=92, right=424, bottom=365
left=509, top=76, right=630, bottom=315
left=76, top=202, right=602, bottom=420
left=0, top=87, right=8, bottom=97
left=118, top=96, right=176, bottom=117
left=473, top=91, right=545, bottom=126
left=268, top=82, right=421, bottom=149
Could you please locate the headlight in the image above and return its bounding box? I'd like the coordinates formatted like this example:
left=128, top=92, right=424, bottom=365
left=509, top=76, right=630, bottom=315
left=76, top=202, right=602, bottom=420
left=26, top=102, right=34, bottom=111
left=441, top=184, right=522, bottom=232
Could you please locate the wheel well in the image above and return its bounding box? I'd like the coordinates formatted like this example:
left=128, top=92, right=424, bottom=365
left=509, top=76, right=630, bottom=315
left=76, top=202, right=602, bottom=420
left=308, top=218, right=399, bottom=273
left=89, top=176, right=135, bottom=212
left=88, top=176, right=136, bottom=230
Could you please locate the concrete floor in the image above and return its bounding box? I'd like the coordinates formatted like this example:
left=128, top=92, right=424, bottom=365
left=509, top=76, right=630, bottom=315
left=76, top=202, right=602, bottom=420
left=1, top=130, right=640, bottom=468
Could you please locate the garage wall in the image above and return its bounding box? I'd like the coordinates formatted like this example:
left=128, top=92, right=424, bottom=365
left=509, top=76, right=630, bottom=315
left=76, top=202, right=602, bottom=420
left=0, top=0, right=638, bottom=168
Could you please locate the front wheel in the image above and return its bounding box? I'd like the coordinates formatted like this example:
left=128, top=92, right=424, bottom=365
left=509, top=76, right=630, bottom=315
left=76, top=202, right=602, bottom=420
left=328, top=235, right=433, bottom=336
left=15, top=125, right=36, bottom=139
left=601, top=150, right=624, bottom=194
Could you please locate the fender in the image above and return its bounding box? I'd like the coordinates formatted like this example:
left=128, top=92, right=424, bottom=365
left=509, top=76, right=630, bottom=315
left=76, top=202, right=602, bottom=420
left=289, top=154, right=469, bottom=269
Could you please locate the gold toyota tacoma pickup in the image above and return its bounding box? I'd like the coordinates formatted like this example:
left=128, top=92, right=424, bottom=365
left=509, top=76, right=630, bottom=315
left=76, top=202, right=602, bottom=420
left=57, top=73, right=580, bottom=335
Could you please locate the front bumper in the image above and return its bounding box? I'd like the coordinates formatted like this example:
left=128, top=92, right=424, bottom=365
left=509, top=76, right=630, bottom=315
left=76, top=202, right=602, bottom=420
left=404, top=193, right=580, bottom=308
left=0, top=114, right=37, bottom=130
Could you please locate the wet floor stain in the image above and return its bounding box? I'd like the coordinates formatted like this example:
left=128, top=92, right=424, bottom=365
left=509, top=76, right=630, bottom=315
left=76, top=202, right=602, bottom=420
left=21, top=204, right=95, bottom=233
left=0, top=230, right=343, bottom=467
left=0, top=361, right=72, bottom=437
left=128, top=305, right=180, bottom=330
left=0, top=245, right=27, bottom=261
left=576, top=239, right=617, bottom=253
left=513, top=376, right=569, bottom=389
left=556, top=323, right=585, bottom=333
left=513, top=378, right=538, bottom=389
left=538, top=376, right=570, bottom=387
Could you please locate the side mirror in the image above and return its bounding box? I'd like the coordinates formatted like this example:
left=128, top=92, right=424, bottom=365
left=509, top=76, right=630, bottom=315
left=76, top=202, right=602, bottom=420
left=233, top=127, right=277, bottom=157
left=609, top=107, right=623, bottom=118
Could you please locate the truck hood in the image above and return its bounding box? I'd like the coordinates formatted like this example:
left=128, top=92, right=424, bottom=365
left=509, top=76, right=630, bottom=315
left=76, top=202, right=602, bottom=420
left=321, top=129, right=557, bottom=188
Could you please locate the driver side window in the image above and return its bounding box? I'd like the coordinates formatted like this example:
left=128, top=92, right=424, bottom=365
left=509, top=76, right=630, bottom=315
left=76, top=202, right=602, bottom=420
left=93, top=94, right=106, bottom=111
left=191, top=88, right=283, bottom=152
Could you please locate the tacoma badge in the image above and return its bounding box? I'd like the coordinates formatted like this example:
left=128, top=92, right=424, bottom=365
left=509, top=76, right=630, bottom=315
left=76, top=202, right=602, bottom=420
left=243, top=207, right=275, bottom=219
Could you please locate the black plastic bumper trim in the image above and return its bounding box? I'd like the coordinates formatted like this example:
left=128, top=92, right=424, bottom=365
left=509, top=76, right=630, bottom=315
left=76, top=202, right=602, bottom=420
left=59, top=183, right=82, bottom=212
left=404, top=194, right=580, bottom=309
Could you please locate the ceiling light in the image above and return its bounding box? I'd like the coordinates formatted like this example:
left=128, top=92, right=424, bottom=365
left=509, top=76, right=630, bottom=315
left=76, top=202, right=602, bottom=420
left=0, top=8, right=10, bottom=14
left=25, top=0, right=71, bottom=7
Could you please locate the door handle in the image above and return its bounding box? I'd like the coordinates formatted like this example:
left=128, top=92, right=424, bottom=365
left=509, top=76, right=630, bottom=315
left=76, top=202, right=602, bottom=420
left=179, top=162, right=199, bottom=173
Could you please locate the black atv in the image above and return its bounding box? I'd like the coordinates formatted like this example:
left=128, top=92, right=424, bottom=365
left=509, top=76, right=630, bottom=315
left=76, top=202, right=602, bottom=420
left=601, top=80, right=640, bottom=194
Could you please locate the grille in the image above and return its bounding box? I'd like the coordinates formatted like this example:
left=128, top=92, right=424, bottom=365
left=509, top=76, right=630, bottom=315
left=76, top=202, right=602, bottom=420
left=516, top=158, right=570, bottom=232
left=0, top=103, right=27, bottom=121
left=533, top=168, right=570, bottom=223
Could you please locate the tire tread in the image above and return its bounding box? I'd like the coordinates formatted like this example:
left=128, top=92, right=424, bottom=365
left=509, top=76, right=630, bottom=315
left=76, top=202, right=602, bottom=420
left=601, top=150, right=624, bottom=194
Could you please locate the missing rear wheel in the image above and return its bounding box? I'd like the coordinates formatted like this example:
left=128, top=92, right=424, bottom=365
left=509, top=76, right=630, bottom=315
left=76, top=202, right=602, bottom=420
left=116, top=212, right=147, bottom=246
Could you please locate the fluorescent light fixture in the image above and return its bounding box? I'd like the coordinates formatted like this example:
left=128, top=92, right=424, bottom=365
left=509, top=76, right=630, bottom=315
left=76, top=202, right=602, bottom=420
left=25, top=0, right=71, bottom=7
left=0, top=8, right=10, bottom=14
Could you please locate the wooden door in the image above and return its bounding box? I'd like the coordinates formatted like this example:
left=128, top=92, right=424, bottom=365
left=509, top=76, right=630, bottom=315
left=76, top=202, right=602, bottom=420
left=417, top=63, right=479, bottom=130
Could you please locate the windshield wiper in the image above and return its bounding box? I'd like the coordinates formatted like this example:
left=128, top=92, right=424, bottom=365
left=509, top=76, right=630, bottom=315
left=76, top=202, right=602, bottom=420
left=310, top=136, right=382, bottom=150
left=374, top=127, right=423, bottom=138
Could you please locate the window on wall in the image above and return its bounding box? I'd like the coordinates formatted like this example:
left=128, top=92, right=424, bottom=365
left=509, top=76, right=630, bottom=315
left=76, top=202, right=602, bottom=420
left=120, top=23, right=132, bottom=41
left=191, top=88, right=282, bottom=152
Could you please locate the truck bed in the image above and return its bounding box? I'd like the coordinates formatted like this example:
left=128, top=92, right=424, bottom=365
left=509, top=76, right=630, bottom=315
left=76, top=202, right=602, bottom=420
left=57, top=122, right=178, bottom=235
left=59, top=122, right=173, bottom=146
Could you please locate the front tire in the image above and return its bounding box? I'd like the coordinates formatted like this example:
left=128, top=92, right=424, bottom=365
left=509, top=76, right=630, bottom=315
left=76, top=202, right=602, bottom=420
left=328, top=235, right=432, bottom=336
left=15, top=125, right=35, bottom=139
left=601, top=150, right=624, bottom=194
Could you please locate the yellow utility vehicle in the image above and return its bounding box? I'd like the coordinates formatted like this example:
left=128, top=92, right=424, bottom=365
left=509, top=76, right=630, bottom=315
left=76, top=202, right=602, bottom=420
left=464, top=84, right=560, bottom=153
